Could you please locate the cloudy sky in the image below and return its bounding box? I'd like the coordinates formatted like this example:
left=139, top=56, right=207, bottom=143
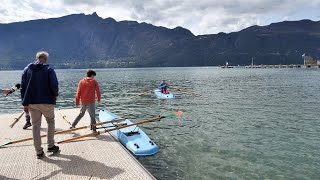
left=0, top=0, right=319, bottom=35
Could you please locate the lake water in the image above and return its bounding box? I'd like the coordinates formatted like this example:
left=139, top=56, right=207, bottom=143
left=1, top=67, right=320, bottom=179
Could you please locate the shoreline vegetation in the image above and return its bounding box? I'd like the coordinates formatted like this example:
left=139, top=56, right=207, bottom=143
left=220, top=64, right=320, bottom=68
left=0, top=54, right=319, bottom=71
left=1, top=63, right=320, bottom=70
left=1, top=66, right=320, bottom=70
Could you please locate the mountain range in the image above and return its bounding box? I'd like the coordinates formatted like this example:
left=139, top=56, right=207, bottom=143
left=0, top=12, right=319, bottom=69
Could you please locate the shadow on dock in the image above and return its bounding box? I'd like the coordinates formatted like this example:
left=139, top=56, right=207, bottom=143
left=39, top=154, right=125, bottom=179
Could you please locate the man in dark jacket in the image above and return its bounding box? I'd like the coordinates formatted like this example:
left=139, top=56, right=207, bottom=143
left=21, top=51, right=59, bottom=159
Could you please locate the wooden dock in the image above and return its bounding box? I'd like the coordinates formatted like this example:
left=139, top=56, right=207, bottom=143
left=0, top=109, right=155, bottom=180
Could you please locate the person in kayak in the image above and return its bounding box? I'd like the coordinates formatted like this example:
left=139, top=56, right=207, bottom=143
left=71, top=69, right=101, bottom=132
left=159, top=80, right=169, bottom=94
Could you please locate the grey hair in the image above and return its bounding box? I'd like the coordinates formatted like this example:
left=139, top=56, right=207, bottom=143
left=36, top=51, right=49, bottom=62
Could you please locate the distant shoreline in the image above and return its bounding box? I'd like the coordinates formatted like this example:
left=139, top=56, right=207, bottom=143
left=219, top=64, right=320, bottom=69
left=2, top=64, right=320, bottom=71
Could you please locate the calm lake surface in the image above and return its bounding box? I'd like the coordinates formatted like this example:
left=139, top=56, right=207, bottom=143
left=1, top=67, right=320, bottom=179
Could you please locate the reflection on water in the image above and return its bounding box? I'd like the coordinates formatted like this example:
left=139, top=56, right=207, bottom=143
left=1, top=67, right=320, bottom=179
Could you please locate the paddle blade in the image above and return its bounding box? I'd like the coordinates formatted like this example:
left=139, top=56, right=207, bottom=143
left=0, top=142, right=11, bottom=148
left=165, top=111, right=183, bottom=118
left=175, top=111, right=183, bottom=117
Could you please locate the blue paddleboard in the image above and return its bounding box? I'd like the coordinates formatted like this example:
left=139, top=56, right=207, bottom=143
left=99, top=109, right=159, bottom=156
left=154, top=89, right=175, bottom=99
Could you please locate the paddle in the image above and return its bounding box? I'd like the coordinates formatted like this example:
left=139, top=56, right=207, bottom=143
left=0, top=117, right=126, bottom=148
left=95, top=116, right=109, bottom=130
left=57, top=111, right=183, bottom=144
left=57, top=109, right=72, bottom=126
left=9, top=111, right=25, bottom=128
left=170, top=86, right=201, bottom=96
left=130, top=90, right=152, bottom=99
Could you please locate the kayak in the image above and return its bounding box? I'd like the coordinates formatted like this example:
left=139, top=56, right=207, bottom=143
left=99, top=109, right=159, bottom=156
left=154, top=89, right=175, bottom=99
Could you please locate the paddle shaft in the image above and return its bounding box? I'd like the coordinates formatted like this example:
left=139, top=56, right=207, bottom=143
left=95, top=117, right=108, bottom=131
left=58, top=116, right=164, bottom=144
left=54, top=117, right=125, bottom=135
left=9, top=111, right=25, bottom=128
left=130, top=90, right=151, bottom=99
left=1, top=117, right=125, bottom=147
left=57, top=109, right=72, bottom=126
left=171, top=86, right=201, bottom=96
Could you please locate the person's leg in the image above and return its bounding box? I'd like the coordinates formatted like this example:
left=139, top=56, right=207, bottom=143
left=23, top=111, right=32, bottom=129
left=164, top=88, right=168, bottom=94
left=71, top=104, right=88, bottom=127
left=29, top=104, right=43, bottom=155
left=25, top=112, right=31, bottom=123
left=87, top=103, right=96, bottom=132
left=40, top=104, right=56, bottom=148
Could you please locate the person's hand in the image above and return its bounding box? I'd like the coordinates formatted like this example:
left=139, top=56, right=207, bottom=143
left=4, top=89, right=15, bottom=96
left=15, top=84, right=21, bottom=90
left=2, top=89, right=12, bottom=95
left=23, top=106, right=29, bottom=113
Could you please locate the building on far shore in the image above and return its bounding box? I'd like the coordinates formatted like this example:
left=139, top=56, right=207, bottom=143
left=302, top=53, right=320, bottom=68
left=219, top=54, right=320, bottom=69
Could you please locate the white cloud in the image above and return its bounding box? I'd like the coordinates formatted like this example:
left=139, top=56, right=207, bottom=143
left=0, top=0, right=319, bottom=35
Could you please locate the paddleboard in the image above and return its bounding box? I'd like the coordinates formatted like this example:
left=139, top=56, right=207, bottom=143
left=99, top=109, right=159, bottom=156
left=154, top=89, right=175, bottom=99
